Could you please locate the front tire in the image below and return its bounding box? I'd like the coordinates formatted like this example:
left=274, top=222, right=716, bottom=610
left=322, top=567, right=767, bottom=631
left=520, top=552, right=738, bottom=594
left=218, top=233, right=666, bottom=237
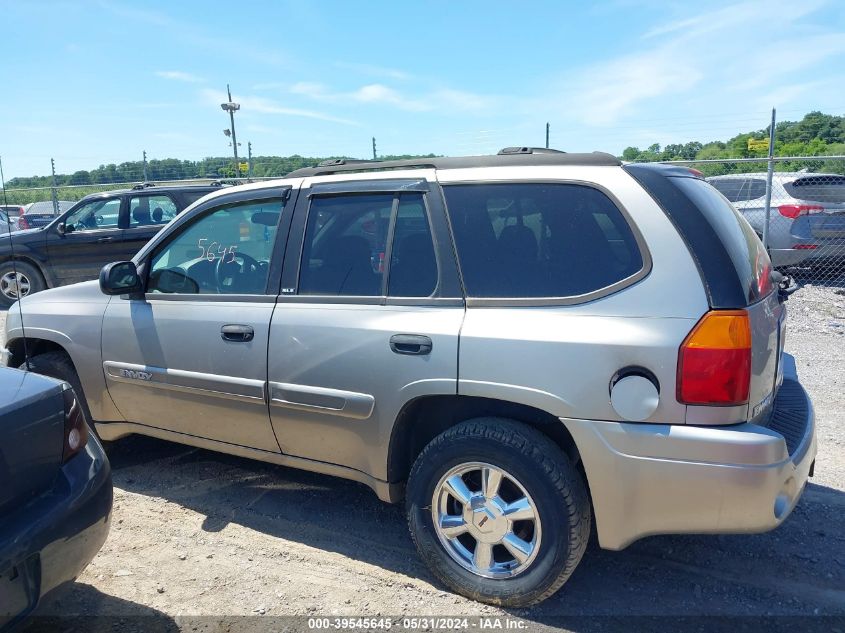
left=406, top=418, right=590, bottom=607
left=0, top=260, right=45, bottom=307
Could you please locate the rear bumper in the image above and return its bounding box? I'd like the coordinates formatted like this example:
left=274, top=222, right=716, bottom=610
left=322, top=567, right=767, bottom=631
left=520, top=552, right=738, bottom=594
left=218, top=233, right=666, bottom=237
left=0, top=435, right=112, bottom=629
left=769, top=247, right=813, bottom=268
left=564, top=358, right=816, bottom=551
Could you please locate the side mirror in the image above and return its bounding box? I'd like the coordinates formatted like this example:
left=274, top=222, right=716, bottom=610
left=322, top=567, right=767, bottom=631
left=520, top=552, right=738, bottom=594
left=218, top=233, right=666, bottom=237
left=100, top=261, right=143, bottom=296
left=148, top=268, right=199, bottom=294
left=56, top=222, right=66, bottom=235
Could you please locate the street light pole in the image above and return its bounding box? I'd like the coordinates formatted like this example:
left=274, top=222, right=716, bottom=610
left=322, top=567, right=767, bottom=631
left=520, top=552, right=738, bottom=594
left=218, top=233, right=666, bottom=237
left=220, top=84, right=241, bottom=179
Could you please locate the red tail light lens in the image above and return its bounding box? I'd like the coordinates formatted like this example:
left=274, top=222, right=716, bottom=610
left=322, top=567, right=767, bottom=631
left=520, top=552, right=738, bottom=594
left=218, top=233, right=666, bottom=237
left=778, top=204, right=824, bottom=219
left=62, top=387, right=89, bottom=463
left=17, top=216, right=29, bottom=230
left=677, top=310, right=752, bottom=406
left=794, top=244, right=819, bottom=250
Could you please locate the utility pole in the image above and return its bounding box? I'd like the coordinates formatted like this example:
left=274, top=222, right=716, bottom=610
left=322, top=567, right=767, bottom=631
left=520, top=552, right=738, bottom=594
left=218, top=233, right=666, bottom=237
left=545, top=123, right=550, bottom=149
left=50, top=158, right=59, bottom=215
left=372, top=137, right=377, bottom=160
left=142, top=150, right=148, bottom=182
left=247, top=141, right=253, bottom=181
left=220, top=84, right=241, bottom=178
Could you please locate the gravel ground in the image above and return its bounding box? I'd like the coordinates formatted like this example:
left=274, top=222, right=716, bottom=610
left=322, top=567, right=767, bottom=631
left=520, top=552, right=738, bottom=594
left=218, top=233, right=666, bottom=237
left=4, top=283, right=844, bottom=631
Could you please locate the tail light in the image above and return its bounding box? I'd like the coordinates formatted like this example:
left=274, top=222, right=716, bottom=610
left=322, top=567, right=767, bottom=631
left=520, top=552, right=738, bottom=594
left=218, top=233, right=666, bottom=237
left=17, top=216, right=29, bottom=230
left=794, top=244, right=819, bottom=250
left=677, top=310, right=751, bottom=406
left=62, top=387, right=89, bottom=463
left=778, top=204, right=824, bottom=219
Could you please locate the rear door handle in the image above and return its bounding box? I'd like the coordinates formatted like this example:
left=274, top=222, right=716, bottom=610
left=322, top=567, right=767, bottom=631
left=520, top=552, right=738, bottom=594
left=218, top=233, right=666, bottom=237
left=221, top=324, right=254, bottom=342
left=389, top=334, right=432, bottom=355
left=97, top=237, right=115, bottom=243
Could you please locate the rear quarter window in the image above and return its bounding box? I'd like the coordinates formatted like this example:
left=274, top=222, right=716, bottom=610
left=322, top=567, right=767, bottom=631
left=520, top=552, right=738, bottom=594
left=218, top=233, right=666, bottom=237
left=670, top=177, right=773, bottom=303
left=784, top=175, right=845, bottom=204
left=442, top=183, right=644, bottom=299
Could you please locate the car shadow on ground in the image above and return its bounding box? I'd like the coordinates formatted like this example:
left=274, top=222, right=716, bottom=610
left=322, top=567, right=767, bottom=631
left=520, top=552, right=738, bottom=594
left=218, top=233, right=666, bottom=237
left=104, top=435, right=845, bottom=623
left=25, top=582, right=178, bottom=632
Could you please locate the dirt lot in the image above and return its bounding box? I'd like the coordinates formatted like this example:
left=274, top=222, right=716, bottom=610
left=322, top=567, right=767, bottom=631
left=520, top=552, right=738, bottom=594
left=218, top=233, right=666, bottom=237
left=4, top=284, right=845, bottom=631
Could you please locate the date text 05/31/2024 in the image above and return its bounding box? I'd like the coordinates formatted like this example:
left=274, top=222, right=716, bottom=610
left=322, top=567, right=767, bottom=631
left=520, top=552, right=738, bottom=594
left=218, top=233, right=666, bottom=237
left=307, top=617, right=529, bottom=630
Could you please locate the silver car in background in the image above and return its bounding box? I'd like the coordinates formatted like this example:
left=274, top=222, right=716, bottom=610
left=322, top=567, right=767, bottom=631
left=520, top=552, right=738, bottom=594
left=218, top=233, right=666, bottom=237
left=708, top=172, right=845, bottom=268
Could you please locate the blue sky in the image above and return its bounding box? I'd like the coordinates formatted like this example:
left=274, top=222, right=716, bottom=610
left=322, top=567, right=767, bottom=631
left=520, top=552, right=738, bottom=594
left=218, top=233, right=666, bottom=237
left=1, top=0, right=844, bottom=179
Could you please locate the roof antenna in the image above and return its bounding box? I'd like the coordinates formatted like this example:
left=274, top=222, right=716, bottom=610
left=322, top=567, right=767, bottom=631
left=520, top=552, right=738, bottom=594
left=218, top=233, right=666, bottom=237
left=0, top=156, right=30, bottom=369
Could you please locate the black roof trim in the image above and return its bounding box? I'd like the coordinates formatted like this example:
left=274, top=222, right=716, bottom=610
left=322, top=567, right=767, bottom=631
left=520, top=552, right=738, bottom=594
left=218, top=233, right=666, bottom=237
left=287, top=151, right=620, bottom=178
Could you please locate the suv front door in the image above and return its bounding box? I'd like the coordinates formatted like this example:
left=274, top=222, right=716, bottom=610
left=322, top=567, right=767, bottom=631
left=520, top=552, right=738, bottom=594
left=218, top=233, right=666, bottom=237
left=100, top=188, right=293, bottom=450
left=47, top=196, right=126, bottom=285
left=266, top=177, right=464, bottom=481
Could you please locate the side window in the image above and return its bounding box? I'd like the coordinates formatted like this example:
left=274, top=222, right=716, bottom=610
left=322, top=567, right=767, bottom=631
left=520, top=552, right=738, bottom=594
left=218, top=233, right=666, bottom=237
left=709, top=179, right=746, bottom=203
left=148, top=198, right=283, bottom=295
left=63, top=198, right=121, bottom=233
left=130, top=195, right=178, bottom=227
left=299, top=194, right=393, bottom=296
left=746, top=179, right=768, bottom=200
left=443, top=183, right=644, bottom=298
left=388, top=194, right=437, bottom=297
left=180, top=190, right=212, bottom=207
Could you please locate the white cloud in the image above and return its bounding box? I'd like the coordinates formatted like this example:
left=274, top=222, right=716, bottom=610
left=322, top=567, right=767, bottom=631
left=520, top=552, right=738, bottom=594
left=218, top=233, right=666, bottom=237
left=289, top=82, right=496, bottom=114
left=156, top=70, right=205, bottom=83
left=334, top=62, right=411, bottom=81
left=551, top=0, right=843, bottom=128
left=200, top=89, right=359, bottom=126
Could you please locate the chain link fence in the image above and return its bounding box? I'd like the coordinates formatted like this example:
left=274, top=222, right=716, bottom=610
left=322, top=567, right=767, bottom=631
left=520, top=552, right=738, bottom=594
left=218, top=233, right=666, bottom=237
left=655, top=156, right=845, bottom=288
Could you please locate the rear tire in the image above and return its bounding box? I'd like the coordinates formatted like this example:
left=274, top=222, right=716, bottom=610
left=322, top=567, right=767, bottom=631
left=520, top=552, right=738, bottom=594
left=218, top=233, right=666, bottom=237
left=22, top=350, right=106, bottom=443
left=406, top=417, right=590, bottom=607
left=0, top=260, right=46, bottom=307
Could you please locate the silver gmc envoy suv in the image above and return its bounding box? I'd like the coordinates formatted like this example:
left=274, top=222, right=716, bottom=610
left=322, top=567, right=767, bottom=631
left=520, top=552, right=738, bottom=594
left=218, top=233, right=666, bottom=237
left=3, top=148, right=816, bottom=606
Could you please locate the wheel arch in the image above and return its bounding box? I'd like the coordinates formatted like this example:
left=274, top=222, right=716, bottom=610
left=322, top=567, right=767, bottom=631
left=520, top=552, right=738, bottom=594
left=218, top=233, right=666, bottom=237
left=387, top=395, right=584, bottom=487
left=7, top=336, right=71, bottom=370
left=0, top=255, right=53, bottom=288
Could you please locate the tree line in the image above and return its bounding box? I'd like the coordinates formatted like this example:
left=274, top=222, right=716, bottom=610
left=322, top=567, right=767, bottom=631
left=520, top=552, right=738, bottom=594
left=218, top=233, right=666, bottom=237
left=621, top=111, right=845, bottom=175
left=5, top=111, right=844, bottom=190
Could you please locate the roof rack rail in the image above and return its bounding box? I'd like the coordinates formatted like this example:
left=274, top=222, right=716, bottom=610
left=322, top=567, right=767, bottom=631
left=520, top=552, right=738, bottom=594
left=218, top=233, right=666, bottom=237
left=286, top=151, right=620, bottom=178
left=497, top=147, right=566, bottom=155
left=317, top=158, right=381, bottom=168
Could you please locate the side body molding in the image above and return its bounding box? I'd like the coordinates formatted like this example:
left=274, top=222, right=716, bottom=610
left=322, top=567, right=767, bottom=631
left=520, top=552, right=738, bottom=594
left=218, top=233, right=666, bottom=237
left=269, top=382, right=375, bottom=420
left=103, top=361, right=266, bottom=403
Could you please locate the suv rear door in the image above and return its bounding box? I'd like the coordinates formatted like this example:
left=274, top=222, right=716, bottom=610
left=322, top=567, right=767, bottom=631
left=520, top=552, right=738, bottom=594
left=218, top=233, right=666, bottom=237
left=266, top=175, right=464, bottom=480
left=121, top=192, right=182, bottom=258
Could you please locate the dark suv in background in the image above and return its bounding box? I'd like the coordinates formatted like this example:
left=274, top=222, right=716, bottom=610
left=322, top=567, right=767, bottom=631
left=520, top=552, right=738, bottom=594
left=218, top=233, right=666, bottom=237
left=0, top=183, right=224, bottom=307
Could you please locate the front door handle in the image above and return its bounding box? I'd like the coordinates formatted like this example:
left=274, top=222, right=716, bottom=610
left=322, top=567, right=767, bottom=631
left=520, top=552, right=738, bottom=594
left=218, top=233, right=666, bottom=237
left=97, top=237, right=115, bottom=243
left=221, top=324, right=254, bottom=342
left=389, top=334, right=432, bottom=356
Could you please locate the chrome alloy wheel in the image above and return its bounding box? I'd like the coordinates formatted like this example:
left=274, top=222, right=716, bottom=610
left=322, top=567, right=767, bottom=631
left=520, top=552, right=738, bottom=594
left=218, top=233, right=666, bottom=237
left=0, top=271, right=30, bottom=300
left=431, top=462, right=541, bottom=579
